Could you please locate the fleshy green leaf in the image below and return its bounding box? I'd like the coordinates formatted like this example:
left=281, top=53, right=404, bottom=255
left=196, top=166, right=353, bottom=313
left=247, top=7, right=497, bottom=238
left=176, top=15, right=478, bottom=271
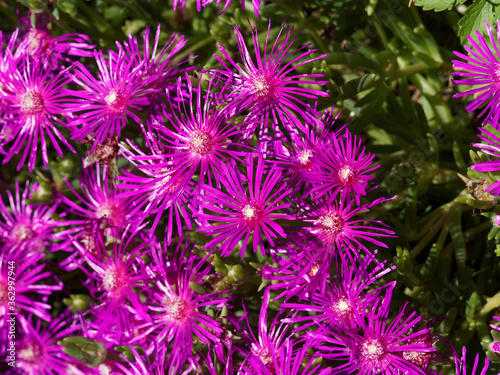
left=415, top=0, right=466, bottom=12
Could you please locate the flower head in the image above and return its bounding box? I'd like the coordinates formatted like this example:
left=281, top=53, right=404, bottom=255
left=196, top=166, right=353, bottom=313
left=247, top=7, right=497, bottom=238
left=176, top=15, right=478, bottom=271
left=452, top=20, right=500, bottom=127
left=0, top=52, right=76, bottom=171
left=305, top=129, right=378, bottom=205
left=212, top=20, right=328, bottom=151
left=2, top=312, right=85, bottom=375
left=152, top=73, right=252, bottom=192
left=58, top=161, right=132, bottom=234
left=65, top=49, right=155, bottom=150
left=196, top=156, right=295, bottom=257
left=132, top=238, right=230, bottom=372
left=74, top=226, right=152, bottom=341
left=0, top=180, right=70, bottom=254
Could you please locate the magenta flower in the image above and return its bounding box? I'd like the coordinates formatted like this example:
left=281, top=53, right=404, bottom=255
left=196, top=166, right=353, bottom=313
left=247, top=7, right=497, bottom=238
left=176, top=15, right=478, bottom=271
left=58, top=161, right=132, bottom=233
left=281, top=252, right=395, bottom=330
left=267, top=242, right=331, bottom=301
left=276, top=107, right=344, bottom=193
left=236, top=289, right=291, bottom=373
left=0, top=250, right=62, bottom=323
left=305, top=129, right=379, bottom=205
left=65, top=49, right=155, bottom=150
left=471, top=126, right=500, bottom=195
left=117, top=25, right=191, bottom=95
left=152, top=73, right=252, bottom=192
left=292, top=195, right=395, bottom=253
left=74, top=227, right=152, bottom=341
left=312, top=304, right=436, bottom=375
left=17, top=12, right=94, bottom=64
left=240, top=337, right=332, bottom=375
left=0, top=52, right=76, bottom=171
left=132, top=239, right=230, bottom=372
left=4, top=312, right=85, bottom=375
left=452, top=21, right=500, bottom=127
left=0, top=180, right=70, bottom=254
left=196, top=156, right=295, bottom=257
left=117, top=139, right=195, bottom=241
left=212, top=20, right=328, bottom=150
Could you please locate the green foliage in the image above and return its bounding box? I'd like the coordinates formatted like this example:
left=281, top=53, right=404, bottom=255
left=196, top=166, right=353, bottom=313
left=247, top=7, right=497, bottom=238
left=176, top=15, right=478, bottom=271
left=415, top=0, right=467, bottom=12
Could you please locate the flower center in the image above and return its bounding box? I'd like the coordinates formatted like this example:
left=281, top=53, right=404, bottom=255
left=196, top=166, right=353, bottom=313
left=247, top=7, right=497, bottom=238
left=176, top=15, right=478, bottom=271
left=102, top=265, right=128, bottom=296
left=297, top=149, right=314, bottom=171
left=95, top=200, right=126, bottom=227
left=307, top=261, right=320, bottom=278
left=26, top=29, right=52, bottom=54
left=338, top=164, right=356, bottom=186
left=314, top=211, right=344, bottom=242
left=187, top=129, right=215, bottom=156
left=402, top=350, right=431, bottom=367
left=360, top=338, right=386, bottom=365
left=9, top=223, right=36, bottom=244
left=105, top=89, right=127, bottom=114
left=18, top=341, right=43, bottom=365
left=251, top=74, right=277, bottom=104
left=20, top=91, right=45, bottom=114
left=330, top=296, right=353, bottom=320
left=164, top=296, right=193, bottom=322
left=251, top=344, right=273, bottom=365
left=242, top=203, right=263, bottom=225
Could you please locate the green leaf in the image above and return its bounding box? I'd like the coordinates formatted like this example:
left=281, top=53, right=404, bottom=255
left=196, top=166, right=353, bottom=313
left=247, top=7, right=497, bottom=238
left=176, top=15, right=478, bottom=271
left=415, top=0, right=466, bottom=12
left=449, top=204, right=467, bottom=268
left=458, top=0, right=500, bottom=44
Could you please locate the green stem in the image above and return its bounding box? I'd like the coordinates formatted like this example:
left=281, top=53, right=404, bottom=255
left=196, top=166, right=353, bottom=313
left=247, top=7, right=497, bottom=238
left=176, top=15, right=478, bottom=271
left=410, top=213, right=448, bottom=259
left=390, top=62, right=428, bottom=80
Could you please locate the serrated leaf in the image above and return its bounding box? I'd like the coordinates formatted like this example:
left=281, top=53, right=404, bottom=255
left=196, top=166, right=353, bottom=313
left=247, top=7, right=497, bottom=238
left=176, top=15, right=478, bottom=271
left=415, top=0, right=466, bottom=12
left=458, top=0, right=500, bottom=44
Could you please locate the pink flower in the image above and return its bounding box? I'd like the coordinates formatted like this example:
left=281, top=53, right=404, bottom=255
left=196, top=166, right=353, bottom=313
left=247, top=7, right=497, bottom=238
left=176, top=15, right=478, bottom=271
left=196, top=156, right=295, bottom=257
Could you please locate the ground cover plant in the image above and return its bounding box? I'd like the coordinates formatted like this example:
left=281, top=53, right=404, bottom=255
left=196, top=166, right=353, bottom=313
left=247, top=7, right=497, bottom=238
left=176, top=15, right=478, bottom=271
left=2, top=0, right=500, bottom=373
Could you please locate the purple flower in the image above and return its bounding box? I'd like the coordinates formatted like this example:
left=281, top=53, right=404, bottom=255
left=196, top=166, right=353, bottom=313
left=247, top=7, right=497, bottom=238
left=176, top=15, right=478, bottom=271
left=212, top=20, right=328, bottom=151
left=0, top=180, right=70, bottom=254
left=196, top=156, right=295, bottom=257
left=65, top=49, right=155, bottom=150
left=236, top=289, right=291, bottom=373
left=17, top=12, right=94, bottom=64
left=117, top=139, right=195, bottom=241
left=132, top=238, right=230, bottom=372
left=305, top=129, right=378, bottom=205
left=452, top=21, right=500, bottom=127
left=292, top=194, right=394, bottom=253
left=240, top=337, right=332, bottom=375
left=73, top=227, right=152, bottom=341
left=0, top=250, right=62, bottom=323
left=471, top=126, right=500, bottom=195
left=58, top=161, right=132, bottom=233
left=117, top=25, right=191, bottom=95
left=312, top=303, right=436, bottom=375
left=267, top=242, right=331, bottom=301
left=2, top=312, right=85, bottom=375
left=152, top=73, right=252, bottom=192
left=0, top=52, right=76, bottom=171
left=280, top=252, right=395, bottom=330
left=276, top=107, right=344, bottom=193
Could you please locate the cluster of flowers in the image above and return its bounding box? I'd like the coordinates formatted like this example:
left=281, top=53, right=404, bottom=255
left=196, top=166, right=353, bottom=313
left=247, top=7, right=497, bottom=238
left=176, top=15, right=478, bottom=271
left=0, top=11, right=495, bottom=375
